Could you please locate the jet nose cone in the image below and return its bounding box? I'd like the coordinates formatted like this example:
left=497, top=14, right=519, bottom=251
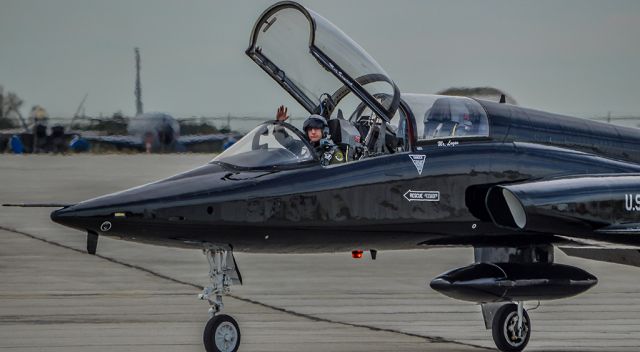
left=50, top=206, right=81, bottom=228
left=51, top=202, right=120, bottom=235
left=51, top=203, right=109, bottom=232
left=51, top=206, right=67, bottom=223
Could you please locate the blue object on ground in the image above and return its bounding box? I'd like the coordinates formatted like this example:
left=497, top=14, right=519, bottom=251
left=223, top=138, right=237, bottom=150
left=69, top=136, right=90, bottom=152
left=10, top=135, right=24, bottom=154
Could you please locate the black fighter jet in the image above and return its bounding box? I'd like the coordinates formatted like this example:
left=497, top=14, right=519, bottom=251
left=13, top=2, right=640, bottom=352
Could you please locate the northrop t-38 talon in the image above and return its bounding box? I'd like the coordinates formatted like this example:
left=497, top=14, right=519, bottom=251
left=11, top=2, right=640, bottom=351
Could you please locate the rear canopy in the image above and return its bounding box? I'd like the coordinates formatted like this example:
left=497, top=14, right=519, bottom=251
left=246, top=1, right=400, bottom=121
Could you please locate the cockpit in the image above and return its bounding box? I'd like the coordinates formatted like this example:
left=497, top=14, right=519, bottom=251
left=216, top=2, right=491, bottom=170
left=213, top=122, right=315, bottom=169
left=240, top=2, right=405, bottom=165
left=402, top=94, right=489, bottom=140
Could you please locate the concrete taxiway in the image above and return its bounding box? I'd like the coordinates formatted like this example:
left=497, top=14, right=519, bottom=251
left=1, top=155, right=640, bottom=351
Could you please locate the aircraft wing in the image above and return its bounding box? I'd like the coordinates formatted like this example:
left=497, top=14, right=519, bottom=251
left=177, top=134, right=228, bottom=146
left=83, top=135, right=144, bottom=150
left=560, top=246, right=640, bottom=267
left=594, top=223, right=640, bottom=235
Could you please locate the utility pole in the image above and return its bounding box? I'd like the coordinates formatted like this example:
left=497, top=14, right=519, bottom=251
left=70, top=93, right=89, bottom=129
left=0, top=85, right=4, bottom=119
left=134, top=47, right=143, bottom=116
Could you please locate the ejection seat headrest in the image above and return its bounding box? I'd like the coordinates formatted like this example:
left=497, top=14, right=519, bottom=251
left=425, top=98, right=453, bottom=123
left=328, top=119, right=342, bottom=145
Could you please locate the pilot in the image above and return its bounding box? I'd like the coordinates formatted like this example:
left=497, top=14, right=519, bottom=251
left=276, top=105, right=345, bottom=166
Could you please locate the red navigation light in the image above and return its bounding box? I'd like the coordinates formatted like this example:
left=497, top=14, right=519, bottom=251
left=352, top=250, right=363, bottom=259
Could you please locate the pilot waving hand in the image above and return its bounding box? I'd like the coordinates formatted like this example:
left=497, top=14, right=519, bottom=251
left=276, top=105, right=344, bottom=166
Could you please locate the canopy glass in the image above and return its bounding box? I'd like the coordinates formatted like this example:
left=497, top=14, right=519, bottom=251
left=246, top=1, right=400, bottom=121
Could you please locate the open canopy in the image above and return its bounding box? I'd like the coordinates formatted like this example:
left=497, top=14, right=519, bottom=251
left=246, top=1, right=400, bottom=121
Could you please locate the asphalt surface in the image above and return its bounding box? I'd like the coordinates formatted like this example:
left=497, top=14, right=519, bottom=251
left=1, top=154, right=640, bottom=352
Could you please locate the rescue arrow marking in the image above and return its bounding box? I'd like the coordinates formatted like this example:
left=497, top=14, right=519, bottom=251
left=404, top=190, right=440, bottom=202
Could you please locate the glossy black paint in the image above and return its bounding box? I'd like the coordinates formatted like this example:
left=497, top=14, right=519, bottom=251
left=51, top=136, right=640, bottom=252
left=41, top=4, right=640, bottom=349
left=487, top=174, right=640, bottom=240
left=430, top=262, right=598, bottom=303
left=32, top=5, right=640, bottom=352
left=431, top=244, right=599, bottom=303
left=50, top=1, right=640, bottom=254
left=481, top=100, right=640, bottom=164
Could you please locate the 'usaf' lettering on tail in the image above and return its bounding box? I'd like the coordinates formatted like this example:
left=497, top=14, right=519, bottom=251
left=625, top=194, right=640, bottom=211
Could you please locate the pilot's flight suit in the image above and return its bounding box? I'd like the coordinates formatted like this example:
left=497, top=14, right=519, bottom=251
left=314, top=139, right=345, bottom=166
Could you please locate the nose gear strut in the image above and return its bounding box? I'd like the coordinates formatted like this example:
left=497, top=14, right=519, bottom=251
left=199, top=248, right=241, bottom=352
left=199, top=249, right=233, bottom=316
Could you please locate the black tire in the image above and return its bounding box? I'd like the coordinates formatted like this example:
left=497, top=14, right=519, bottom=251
left=203, top=314, right=241, bottom=352
left=491, top=304, right=531, bottom=352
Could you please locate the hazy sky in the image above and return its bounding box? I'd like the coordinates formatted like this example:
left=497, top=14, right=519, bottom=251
left=2, top=0, right=639, bottom=118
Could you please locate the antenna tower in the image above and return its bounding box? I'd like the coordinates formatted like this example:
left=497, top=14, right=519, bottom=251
left=134, top=47, right=143, bottom=116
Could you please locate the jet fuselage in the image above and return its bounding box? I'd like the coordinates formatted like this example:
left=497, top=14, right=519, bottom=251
left=51, top=109, right=640, bottom=253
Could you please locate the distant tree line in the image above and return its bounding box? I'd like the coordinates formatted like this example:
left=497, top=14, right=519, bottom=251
left=0, top=85, right=26, bottom=129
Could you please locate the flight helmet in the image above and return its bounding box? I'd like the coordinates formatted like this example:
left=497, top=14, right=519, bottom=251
left=303, top=114, right=328, bottom=131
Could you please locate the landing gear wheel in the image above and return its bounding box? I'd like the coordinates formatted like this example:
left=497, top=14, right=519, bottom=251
left=492, top=304, right=531, bottom=352
left=203, top=314, right=241, bottom=352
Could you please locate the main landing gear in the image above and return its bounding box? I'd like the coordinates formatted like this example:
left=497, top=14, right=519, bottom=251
left=491, top=302, right=531, bottom=352
left=199, top=249, right=241, bottom=352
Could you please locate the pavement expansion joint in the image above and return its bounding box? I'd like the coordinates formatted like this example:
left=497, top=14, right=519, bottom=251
left=0, top=224, right=491, bottom=350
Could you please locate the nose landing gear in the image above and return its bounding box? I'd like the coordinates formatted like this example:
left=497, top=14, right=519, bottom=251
left=200, top=249, right=241, bottom=352
left=492, top=302, right=531, bottom=352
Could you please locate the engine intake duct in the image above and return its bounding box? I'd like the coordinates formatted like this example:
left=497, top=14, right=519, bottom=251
left=430, top=262, right=597, bottom=303
left=486, top=175, right=640, bottom=235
